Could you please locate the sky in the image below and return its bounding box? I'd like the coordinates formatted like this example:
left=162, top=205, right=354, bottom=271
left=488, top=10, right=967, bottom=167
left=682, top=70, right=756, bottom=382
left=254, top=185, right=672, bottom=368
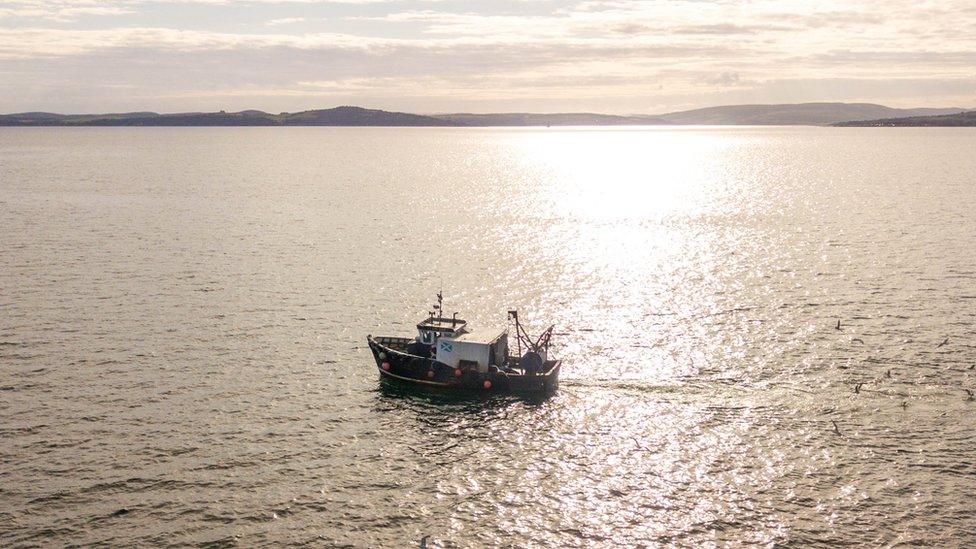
left=0, top=0, right=975, bottom=114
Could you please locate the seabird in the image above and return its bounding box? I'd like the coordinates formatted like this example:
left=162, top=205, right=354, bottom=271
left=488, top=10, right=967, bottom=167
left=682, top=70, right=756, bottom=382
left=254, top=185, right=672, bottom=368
left=832, top=420, right=841, bottom=435
left=937, top=338, right=949, bottom=348
left=836, top=320, right=842, bottom=331
left=886, top=369, right=892, bottom=378
left=854, top=382, right=863, bottom=394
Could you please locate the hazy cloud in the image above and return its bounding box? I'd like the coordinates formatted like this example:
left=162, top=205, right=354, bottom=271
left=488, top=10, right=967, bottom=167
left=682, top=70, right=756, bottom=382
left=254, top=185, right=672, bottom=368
left=267, top=17, right=308, bottom=26
left=0, top=0, right=974, bottom=113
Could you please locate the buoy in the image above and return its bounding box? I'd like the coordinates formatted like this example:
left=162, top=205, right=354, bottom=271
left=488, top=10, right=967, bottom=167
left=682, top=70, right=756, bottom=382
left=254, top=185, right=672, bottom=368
left=378, top=352, right=386, bottom=360
left=483, top=380, right=492, bottom=390
left=454, top=368, right=462, bottom=377
left=427, top=370, right=435, bottom=379
left=381, top=362, right=390, bottom=371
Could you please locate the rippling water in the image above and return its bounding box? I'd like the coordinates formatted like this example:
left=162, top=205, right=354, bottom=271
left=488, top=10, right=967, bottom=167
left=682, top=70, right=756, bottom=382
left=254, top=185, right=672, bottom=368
left=2, top=126, right=975, bottom=547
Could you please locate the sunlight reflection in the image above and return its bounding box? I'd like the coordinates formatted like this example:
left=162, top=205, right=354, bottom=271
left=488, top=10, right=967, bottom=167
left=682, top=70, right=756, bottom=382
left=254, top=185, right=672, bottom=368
left=511, top=127, right=738, bottom=221
left=499, top=128, right=754, bottom=383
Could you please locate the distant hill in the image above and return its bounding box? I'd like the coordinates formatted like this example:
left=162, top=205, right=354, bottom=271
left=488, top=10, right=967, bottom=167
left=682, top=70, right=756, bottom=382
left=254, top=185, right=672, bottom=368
left=434, top=112, right=670, bottom=126
left=2, top=103, right=972, bottom=127
left=0, top=108, right=671, bottom=127
left=658, top=103, right=968, bottom=125
left=0, top=111, right=164, bottom=125
left=282, top=106, right=458, bottom=126
left=0, top=106, right=460, bottom=127
left=834, top=110, right=976, bottom=127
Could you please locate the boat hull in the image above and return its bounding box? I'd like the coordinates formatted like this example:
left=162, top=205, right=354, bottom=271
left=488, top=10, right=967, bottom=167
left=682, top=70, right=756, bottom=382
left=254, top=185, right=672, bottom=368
left=367, top=335, right=559, bottom=394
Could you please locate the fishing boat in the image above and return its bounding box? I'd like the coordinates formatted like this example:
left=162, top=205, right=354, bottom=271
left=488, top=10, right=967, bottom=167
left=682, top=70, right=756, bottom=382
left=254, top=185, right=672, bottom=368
left=366, top=292, right=561, bottom=394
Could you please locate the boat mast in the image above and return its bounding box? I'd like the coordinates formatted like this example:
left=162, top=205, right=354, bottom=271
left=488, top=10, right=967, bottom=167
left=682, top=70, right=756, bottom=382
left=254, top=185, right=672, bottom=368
left=508, top=310, right=554, bottom=357
left=508, top=310, right=522, bottom=357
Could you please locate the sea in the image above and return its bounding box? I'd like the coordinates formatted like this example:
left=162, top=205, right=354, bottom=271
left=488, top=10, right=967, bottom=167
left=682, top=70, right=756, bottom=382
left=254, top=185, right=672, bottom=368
left=1, top=126, right=975, bottom=547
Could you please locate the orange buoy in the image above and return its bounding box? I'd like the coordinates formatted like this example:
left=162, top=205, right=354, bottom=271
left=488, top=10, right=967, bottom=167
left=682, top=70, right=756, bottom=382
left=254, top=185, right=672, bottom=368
left=454, top=368, right=462, bottom=377
left=381, top=362, right=390, bottom=371
left=483, top=380, right=492, bottom=390
left=427, top=370, right=435, bottom=379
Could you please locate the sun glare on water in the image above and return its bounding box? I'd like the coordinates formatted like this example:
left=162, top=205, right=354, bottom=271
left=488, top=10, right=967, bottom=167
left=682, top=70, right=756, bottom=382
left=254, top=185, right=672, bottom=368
left=495, top=127, right=757, bottom=383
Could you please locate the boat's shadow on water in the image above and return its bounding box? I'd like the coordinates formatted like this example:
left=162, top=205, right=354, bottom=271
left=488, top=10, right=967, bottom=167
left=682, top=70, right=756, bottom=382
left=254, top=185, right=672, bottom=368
left=373, top=378, right=555, bottom=413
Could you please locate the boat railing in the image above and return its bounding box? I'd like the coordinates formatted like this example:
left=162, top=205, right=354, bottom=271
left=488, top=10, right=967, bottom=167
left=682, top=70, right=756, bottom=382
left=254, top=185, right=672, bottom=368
left=372, top=336, right=414, bottom=353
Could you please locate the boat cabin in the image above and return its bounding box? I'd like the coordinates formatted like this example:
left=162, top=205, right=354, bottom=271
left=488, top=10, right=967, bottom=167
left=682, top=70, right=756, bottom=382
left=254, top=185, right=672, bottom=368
left=416, top=316, right=468, bottom=346
left=435, top=328, right=509, bottom=373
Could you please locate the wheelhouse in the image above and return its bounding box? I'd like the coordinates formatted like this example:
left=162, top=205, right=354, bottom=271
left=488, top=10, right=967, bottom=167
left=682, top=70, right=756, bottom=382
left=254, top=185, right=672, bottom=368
left=416, top=315, right=467, bottom=345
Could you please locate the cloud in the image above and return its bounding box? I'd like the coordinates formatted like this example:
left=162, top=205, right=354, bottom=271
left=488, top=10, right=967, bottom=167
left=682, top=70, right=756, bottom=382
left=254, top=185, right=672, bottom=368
left=0, top=2, right=133, bottom=22
left=700, top=71, right=743, bottom=87
left=0, top=27, right=387, bottom=58
left=267, top=17, right=307, bottom=26
left=0, top=0, right=974, bottom=112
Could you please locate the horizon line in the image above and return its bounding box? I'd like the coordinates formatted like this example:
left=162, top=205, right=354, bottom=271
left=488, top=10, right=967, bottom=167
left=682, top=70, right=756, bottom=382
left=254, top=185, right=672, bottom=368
left=2, top=101, right=974, bottom=118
